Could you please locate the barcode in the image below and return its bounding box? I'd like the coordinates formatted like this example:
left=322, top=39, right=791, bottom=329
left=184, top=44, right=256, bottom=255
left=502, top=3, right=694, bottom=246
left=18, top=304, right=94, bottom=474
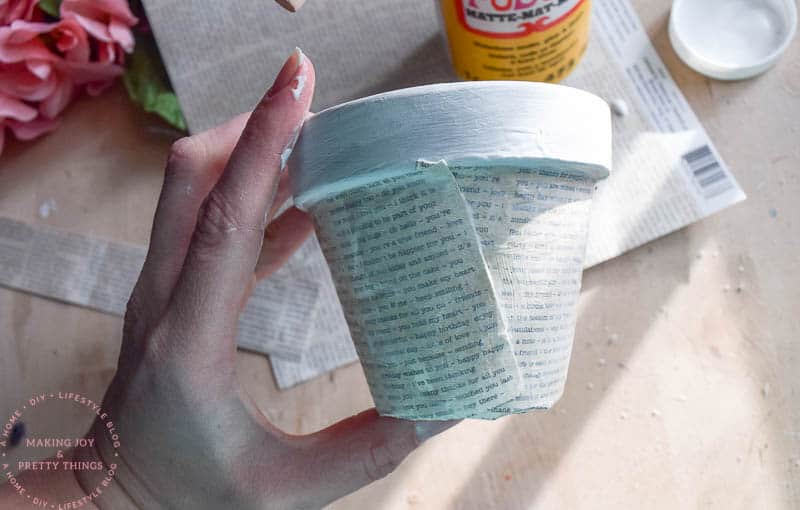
left=682, top=145, right=732, bottom=199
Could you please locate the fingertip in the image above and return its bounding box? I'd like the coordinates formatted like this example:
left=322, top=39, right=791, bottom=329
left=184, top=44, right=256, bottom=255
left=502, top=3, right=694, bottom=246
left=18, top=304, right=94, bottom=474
left=167, top=135, right=206, bottom=171
left=236, top=50, right=314, bottom=166
left=299, top=50, right=316, bottom=102
left=280, top=48, right=315, bottom=109
left=263, top=48, right=315, bottom=107
left=299, top=410, right=420, bottom=498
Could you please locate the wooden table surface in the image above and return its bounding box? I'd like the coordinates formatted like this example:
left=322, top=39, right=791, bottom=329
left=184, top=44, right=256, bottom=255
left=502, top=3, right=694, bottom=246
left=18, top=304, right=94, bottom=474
left=2, top=1, right=799, bottom=508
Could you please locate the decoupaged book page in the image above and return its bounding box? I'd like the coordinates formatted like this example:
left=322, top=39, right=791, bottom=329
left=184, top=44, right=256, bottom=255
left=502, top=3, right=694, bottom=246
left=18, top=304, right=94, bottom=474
left=306, top=162, right=521, bottom=419
left=287, top=159, right=599, bottom=419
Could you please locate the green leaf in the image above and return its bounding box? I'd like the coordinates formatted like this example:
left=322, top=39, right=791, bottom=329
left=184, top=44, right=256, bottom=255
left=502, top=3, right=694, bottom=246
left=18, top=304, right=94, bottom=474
left=38, top=0, right=61, bottom=17
left=123, top=34, right=187, bottom=132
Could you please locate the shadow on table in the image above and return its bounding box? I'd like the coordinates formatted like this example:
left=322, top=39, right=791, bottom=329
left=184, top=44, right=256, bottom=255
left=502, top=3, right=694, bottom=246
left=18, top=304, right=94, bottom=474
left=449, top=185, right=697, bottom=508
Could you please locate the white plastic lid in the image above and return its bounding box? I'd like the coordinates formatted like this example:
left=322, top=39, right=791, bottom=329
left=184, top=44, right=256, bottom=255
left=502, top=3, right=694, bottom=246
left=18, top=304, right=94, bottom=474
left=669, top=0, right=797, bottom=81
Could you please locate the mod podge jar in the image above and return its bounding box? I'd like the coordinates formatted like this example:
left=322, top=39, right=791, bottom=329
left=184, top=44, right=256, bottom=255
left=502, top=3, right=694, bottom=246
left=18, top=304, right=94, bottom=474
left=437, top=0, right=592, bottom=82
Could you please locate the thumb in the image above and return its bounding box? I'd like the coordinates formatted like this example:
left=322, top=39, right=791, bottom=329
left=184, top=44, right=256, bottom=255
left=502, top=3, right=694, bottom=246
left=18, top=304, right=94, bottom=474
left=296, top=410, right=459, bottom=506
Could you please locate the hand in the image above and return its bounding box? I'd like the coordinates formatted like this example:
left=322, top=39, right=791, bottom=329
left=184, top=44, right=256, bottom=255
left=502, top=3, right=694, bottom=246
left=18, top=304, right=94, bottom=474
left=0, top=50, right=456, bottom=510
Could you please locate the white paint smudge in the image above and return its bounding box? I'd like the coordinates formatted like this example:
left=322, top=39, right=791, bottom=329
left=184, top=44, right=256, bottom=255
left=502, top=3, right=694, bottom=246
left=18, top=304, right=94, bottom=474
left=285, top=47, right=306, bottom=101
left=280, top=125, right=303, bottom=170
left=280, top=146, right=294, bottom=170
left=610, top=99, right=629, bottom=117
left=38, top=198, right=57, bottom=219
left=292, top=75, right=306, bottom=101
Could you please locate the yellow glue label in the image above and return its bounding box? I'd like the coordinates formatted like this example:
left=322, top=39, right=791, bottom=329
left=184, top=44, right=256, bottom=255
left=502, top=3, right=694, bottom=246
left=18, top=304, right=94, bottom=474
left=439, top=0, right=591, bottom=82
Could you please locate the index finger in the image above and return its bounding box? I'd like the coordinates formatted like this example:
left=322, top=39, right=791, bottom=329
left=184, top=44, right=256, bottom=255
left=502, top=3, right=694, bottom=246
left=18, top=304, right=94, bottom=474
left=166, top=49, right=315, bottom=355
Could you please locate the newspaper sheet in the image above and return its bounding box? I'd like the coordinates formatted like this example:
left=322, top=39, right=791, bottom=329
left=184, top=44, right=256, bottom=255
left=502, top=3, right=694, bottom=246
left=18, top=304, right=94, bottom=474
left=0, top=217, right=318, bottom=362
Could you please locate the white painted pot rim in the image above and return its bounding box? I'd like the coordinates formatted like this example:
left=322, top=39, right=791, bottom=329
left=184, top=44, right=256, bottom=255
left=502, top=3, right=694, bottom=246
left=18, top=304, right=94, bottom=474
left=289, top=82, right=612, bottom=207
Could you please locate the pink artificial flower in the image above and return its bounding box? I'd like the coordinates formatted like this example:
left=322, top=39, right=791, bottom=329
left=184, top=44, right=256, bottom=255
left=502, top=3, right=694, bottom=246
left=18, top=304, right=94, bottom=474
left=60, top=0, right=138, bottom=62
left=1, top=18, right=91, bottom=63
left=0, top=16, right=124, bottom=155
left=0, top=92, right=59, bottom=153
left=0, top=0, right=37, bottom=25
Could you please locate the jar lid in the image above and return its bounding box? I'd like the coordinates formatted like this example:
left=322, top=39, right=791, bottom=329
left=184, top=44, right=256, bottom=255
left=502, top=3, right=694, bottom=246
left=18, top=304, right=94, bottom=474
left=669, top=0, right=797, bottom=81
left=289, top=82, right=611, bottom=207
